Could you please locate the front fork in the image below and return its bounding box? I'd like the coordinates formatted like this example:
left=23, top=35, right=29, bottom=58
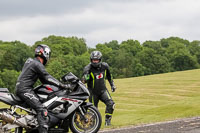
left=78, top=102, right=94, bottom=123
left=78, top=106, right=89, bottom=123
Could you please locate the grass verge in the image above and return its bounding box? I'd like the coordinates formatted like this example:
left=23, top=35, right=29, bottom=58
left=99, top=69, right=200, bottom=129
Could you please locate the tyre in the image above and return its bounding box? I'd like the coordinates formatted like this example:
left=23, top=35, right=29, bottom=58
left=70, top=106, right=102, bottom=133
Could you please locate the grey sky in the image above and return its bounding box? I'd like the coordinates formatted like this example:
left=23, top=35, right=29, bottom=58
left=0, top=0, right=199, bottom=47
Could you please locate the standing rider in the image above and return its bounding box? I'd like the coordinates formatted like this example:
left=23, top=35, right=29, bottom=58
left=15, top=44, right=70, bottom=133
left=82, top=51, right=116, bottom=126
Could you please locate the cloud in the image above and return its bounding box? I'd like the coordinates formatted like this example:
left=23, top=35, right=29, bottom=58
left=0, top=0, right=92, bottom=18
left=0, top=0, right=200, bottom=47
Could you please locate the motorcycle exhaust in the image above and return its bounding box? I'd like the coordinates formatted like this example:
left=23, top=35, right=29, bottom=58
left=0, top=111, right=29, bottom=128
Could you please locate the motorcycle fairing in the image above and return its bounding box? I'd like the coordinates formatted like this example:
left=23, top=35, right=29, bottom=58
left=0, top=88, right=9, bottom=92
left=43, top=96, right=83, bottom=120
left=0, top=88, right=24, bottom=106
left=0, top=92, right=19, bottom=105
left=34, top=84, right=59, bottom=94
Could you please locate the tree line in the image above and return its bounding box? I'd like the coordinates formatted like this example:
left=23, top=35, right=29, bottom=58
left=0, top=35, right=200, bottom=92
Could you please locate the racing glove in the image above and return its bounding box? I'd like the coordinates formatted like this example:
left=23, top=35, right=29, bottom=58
left=59, top=83, right=73, bottom=91
left=111, top=85, right=117, bottom=92
left=109, top=81, right=117, bottom=92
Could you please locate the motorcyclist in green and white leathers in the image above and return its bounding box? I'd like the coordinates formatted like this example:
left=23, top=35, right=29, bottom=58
left=82, top=51, right=116, bottom=126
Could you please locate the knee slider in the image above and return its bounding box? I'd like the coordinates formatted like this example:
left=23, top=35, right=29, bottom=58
left=37, top=108, right=48, bottom=117
left=41, top=109, right=48, bottom=117
left=107, top=100, right=115, bottom=110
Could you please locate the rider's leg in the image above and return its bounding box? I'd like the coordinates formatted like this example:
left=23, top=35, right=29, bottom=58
left=100, top=89, right=115, bottom=126
left=16, top=90, right=48, bottom=133
left=89, top=92, right=100, bottom=108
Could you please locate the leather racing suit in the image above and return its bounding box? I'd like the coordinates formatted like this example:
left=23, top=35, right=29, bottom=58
left=15, top=57, right=65, bottom=132
left=82, top=62, right=115, bottom=120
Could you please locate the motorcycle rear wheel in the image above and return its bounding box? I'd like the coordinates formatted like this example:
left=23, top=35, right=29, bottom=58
left=70, top=106, right=102, bottom=133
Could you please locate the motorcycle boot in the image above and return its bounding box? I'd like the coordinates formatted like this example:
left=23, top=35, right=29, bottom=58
left=105, top=115, right=112, bottom=126
left=37, top=108, right=49, bottom=133
left=39, top=126, right=48, bottom=133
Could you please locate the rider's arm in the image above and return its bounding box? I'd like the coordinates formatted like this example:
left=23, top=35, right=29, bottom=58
left=104, top=62, right=116, bottom=92
left=35, top=62, right=66, bottom=88
left=103, top=63, right=113, bottom=85
left=81, top=64, right=91, bottom=84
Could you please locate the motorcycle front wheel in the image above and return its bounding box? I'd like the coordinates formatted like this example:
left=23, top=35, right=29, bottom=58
left=70, top=106, right=102, bottom=133
left=15, top=127, right=23, bottom=133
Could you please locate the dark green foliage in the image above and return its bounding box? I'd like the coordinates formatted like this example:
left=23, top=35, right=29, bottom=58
left=143, top=41, right=165, bottom=55
left=137, top=47, right=170, bottom=75
left=105, top=40, right=120, bottom=50
left=0, top=41, right=32, bottom=71
left=120, top=39, right=142, bottom=56
left=161, top=37, right=190, bottom=48
left=0, top=69, right=20, bottom=93
left=33, top=35, right=87, bottom=57
left=0, top=36, right=200, bottom=91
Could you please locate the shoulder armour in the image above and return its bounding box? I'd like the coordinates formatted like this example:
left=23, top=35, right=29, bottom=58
left=101, top=62, right=109, bottom=68
left=83, top=63, right=91, bottom=74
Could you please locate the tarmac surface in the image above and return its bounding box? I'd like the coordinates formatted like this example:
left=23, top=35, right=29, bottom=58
left=99, top=117, right=200, bottom=133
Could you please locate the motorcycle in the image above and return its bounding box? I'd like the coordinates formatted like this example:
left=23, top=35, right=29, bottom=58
left=0, top=72, right=102, bottom=133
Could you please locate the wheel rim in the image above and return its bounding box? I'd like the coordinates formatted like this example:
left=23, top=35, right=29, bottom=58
left=72, top=107, right=99, bottom=133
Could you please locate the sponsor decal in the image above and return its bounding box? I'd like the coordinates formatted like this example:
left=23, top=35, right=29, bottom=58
left=46, top=86, right=53, bottom=91
left=96, top=73, right=103, bottom=79
left=61, top=98, right=78, bottom=102
left=24, top=93, right=39, bottom=101
left=44, top=111, right=48, bottom=116
left=40, top=48, right=44, bottom=53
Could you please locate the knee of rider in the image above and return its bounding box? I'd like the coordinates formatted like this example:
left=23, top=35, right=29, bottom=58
left=42, top=109, right=48, bottom=117
left=37, top=108, right=48, bottom=117
left=107, top=100, right=115, bottom=109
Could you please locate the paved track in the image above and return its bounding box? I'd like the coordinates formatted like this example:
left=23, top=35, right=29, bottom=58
left=99, top=117, right=200, bottom=133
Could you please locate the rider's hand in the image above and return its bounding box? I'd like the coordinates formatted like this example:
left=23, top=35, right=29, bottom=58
left=71, top=79, right=79, bottom=84
left=111, top=85, right=116, bottom=92
left=60, top=83, right=73, bottom=91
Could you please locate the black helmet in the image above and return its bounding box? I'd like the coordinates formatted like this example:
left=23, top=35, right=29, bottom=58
left=90, top=51, right=102, bottom=68
left=35, top=44, right=51, bottom=65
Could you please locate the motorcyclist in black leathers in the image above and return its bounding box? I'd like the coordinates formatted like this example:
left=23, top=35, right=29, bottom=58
left=82, top=51, right=117, bottom=126
left=15, top=44, right=71, bottom=133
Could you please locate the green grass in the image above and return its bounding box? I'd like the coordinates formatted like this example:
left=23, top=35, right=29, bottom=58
left=99, top=69, right=200, bottom=129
